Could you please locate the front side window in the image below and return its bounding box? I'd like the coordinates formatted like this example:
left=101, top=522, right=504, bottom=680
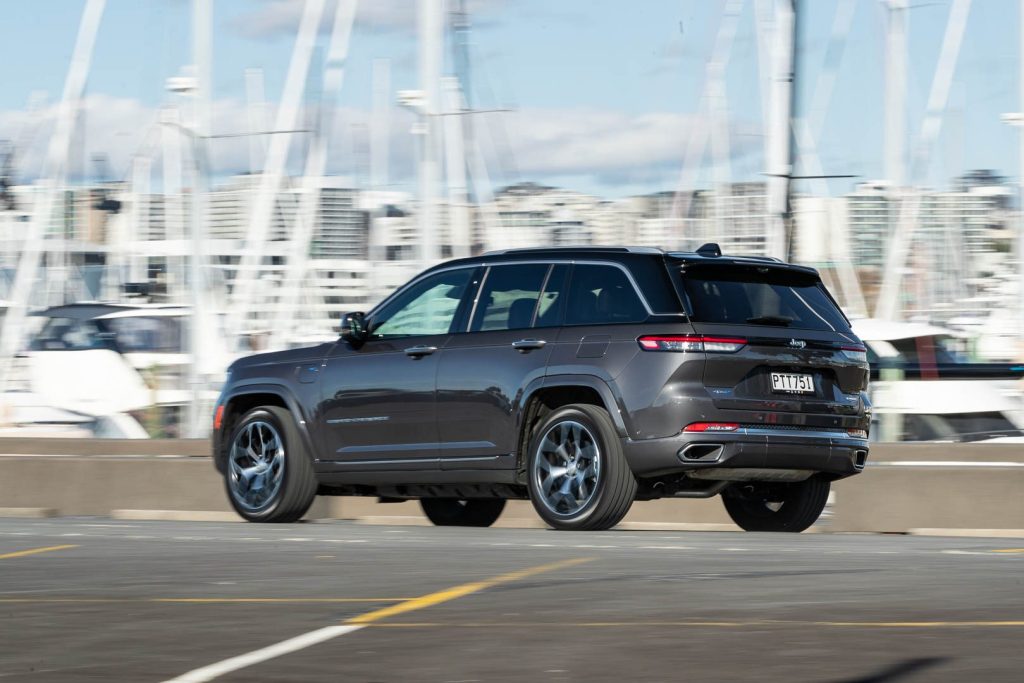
left=564, top=264, right=648, bottom=326
left=370, top=268, right=473, bottom=339
left=470, top=263, right=550, bottom=332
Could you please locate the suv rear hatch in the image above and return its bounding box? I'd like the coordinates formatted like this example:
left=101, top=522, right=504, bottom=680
left=673, top=260, right=868, bottom=427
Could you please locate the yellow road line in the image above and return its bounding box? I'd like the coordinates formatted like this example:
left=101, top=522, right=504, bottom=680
left=152, top=598, right=408, bottom=604
left=992, top=548, right=1024, bottom=554
left=0, top=597, right=409, bottom=604
left=346, top=557, right=593, bottom=625
left=164, top=557, right=593, bottom=683
left=363, top=619, right=1024, bottom=629
left=810, top=621, right=1024, bottom=628
left=0, top=544, right=77, bottom=560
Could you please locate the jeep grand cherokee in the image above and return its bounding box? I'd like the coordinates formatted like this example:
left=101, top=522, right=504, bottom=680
left=212, top=244, right=870, bottom=531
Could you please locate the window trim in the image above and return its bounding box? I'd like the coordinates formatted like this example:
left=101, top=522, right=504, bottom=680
left=531, top=264, right=556, bottom=328
left=368, top=259, right=668, bottom=324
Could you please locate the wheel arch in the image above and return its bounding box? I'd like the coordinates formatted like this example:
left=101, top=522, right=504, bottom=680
left=514, top=375, right=631, bottom=476
left=215, top=384, right=316, bottom=473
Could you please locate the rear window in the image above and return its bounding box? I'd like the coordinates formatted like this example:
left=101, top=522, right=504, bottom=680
left=679, top=265, right=850, bottom=332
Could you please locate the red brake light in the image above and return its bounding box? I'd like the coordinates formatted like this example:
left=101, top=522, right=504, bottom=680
left=840, top=344, right=868, bottom=362
left=683, top=422, right=740, bottom=433
left=638, top=335, right=746, bottom=353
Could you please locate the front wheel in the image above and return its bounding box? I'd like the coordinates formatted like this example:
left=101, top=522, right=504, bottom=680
left=420, top=498, right=506, bottom=527
left=721, top=478, right=830, bottom=532
left=526, top=403, right=637, bottom=531
left=224, top=406, right=317, bottom=523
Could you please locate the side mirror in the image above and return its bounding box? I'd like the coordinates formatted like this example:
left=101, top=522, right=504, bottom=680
left=338, top=311, right=367, bottom=344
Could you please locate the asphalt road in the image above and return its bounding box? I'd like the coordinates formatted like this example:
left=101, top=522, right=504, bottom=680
left=0, top=518, right=1022, bottom=682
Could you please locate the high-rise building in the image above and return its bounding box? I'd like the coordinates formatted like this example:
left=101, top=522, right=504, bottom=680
left=845, top=181, right=894, bottom=268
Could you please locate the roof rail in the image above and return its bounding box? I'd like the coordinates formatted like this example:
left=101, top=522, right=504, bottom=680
left=482, top=245, right=665, bottom=256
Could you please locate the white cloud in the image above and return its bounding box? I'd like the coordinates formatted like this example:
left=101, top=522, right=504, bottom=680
left=232, top=0, right=509, bottom=39
left=1, top=95, right=760, bottom=195
left=498, top=107, right=761, bottom=187
left=1, top=95, right=156, bottom=182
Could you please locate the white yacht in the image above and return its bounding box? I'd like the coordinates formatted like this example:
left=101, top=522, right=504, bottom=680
left=852, top=318, right=1024, bottom=442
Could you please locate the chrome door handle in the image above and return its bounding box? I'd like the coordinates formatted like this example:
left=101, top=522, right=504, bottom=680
left=404, top=345, right=438, bottom=358
left=512, top=339, right=547, bottom=352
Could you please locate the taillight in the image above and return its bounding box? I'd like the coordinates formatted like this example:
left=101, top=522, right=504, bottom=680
left=840, top=344, right=867, bottom=363
left=638, top=335, right=746, bottom=353
left=846, top=428, right=868, bottom=439
left=683, top=422, right=740, bottom=432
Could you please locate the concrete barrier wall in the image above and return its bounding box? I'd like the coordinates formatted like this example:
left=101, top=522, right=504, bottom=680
left=1, top=440, right=1021, bottom=533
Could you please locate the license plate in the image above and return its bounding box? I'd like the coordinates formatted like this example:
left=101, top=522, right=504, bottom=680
left=770, top=372, right=815, bottom=394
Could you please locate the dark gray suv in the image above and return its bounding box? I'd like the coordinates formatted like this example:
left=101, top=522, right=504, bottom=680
left=212, top=245, right=870, bottom=531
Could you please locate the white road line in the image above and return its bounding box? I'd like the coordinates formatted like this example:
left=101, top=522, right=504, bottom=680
left=162, top=624, right=363, bottom=683
left=872, top=461, right=1024, bottom=468
left=941, top=549, right=1021, bottom=557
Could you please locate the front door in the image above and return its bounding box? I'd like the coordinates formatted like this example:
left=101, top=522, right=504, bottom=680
left=436, top=263, right=567, bottom=469
left=318, top=267, right=477, bottom=469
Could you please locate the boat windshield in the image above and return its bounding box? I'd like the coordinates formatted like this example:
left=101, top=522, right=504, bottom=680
left=30, top=315, right=184, bottom=354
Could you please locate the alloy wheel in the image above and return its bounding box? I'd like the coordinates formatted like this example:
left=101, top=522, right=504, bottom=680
left=532, top=420, right=601, bottom=517
left=228, top=420, right=286, bottom=512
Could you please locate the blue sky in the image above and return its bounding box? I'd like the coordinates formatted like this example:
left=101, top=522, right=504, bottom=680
left=0, top=0, right=1019, bottom=198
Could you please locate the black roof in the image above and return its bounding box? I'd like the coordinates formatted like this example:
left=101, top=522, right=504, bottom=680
left=417, top=244, right=817, bottom=278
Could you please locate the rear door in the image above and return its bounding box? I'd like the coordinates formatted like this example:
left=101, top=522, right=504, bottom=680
left=677, top=262, right=868, bottom=422
left=547, top=261, right=652, bottom=381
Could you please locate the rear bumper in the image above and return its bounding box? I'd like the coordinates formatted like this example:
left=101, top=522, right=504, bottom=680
left=622, top=427, right=868, bottom=479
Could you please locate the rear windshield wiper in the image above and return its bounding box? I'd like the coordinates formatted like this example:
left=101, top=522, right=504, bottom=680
left=746, top=315, right=793, bottom=326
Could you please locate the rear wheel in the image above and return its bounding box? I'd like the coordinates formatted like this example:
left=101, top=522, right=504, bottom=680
left=420, top=498, right=506, bottom=527
left=526, top=403, right=637, bottom=531
left=224, top=406, right=317, bottom=523
left=721, top=478, right=830, bottom=532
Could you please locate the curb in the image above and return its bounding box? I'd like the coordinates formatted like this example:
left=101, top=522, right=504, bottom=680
left=0, top=507, right=59, bottom=518
left=908, top=528, right=1024, bottom=539
left=111, top=509, right=243, bottom=523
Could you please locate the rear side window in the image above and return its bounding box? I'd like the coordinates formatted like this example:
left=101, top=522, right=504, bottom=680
left=680, top=265, right=850, bottom=332
left=565, top=264, right=648, bottom=326
left=471, top=264, right=550, bottom=332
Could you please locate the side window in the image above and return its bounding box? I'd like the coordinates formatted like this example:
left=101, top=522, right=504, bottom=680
left=535, top=264, right=568, bottom=328
left=370, top=268, right=473, bottom=338
left=565, top=264, right=647, bottom=326
left=470, top=264, right=550, bottom=332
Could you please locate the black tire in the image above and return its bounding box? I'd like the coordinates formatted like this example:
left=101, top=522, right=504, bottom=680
left=224, top=406, right=317, bottom=523
left=526, top=403, right=637, bottom=531
left=721, top=478, right=830, bottom=532
left=420, top=498, right=507, bottom=527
